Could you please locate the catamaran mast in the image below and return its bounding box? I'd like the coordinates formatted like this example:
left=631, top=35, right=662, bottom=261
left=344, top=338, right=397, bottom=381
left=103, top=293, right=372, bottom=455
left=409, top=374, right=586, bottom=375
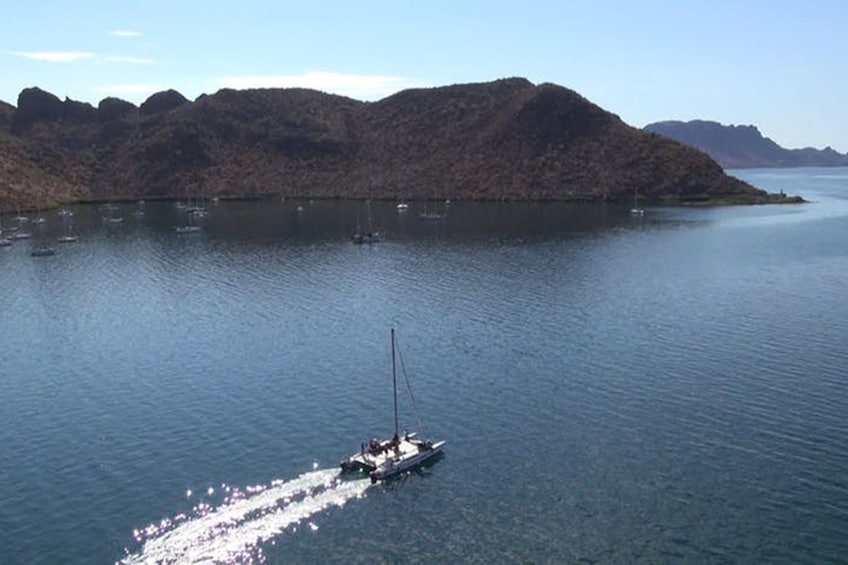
left=391, top=328, right=399, bottom=438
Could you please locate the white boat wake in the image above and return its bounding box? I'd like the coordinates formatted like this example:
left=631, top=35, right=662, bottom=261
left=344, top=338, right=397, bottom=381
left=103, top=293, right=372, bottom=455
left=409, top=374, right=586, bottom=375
left=120, top=469, right=370, bottom=564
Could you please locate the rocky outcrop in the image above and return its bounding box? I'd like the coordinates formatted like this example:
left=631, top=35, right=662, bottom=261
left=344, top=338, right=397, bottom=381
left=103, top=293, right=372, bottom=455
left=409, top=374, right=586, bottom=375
left=11, top=87, right=65, bottom=132
left=0, top=80, right=800, bottom=209
left=62, top=97, right=97, bottom=123
left=0, top=100, right=14, bottom=129
left=139, top=90, right=189, bottom=116
left=9, top=88, right=98, bottom=133
left=98, top=97, right=138, bottom=122
left=644, top=119, right=848, bottom=168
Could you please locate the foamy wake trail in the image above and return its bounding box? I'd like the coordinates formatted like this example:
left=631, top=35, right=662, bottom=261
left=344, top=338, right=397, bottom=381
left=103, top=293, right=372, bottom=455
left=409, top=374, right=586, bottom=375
left=121, top=469, right=370, bottom=564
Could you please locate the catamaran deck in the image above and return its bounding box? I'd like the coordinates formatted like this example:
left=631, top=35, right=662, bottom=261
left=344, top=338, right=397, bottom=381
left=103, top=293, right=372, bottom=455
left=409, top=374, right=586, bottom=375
left=341, top=435, right=445, bottom=481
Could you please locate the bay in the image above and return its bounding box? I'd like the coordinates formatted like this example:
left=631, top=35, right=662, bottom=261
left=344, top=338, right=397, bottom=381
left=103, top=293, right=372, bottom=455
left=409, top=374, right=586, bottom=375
left=0, top=168, right=847, bottom=563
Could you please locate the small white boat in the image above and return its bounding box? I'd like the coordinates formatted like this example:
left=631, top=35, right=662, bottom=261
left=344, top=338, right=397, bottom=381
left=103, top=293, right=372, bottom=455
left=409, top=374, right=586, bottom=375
left=419, top=199, right=446, bottom=222
left=0, top=237, right=11, bottom=247
left=629, top=192, right=645, bottom=216
left=12, top=231, right=32, bottom=240
left=396, top=201, right=409, bottom=212
left=351, top=231, right=381, bottom=244
left=340, top=329, right=445, bottom=483
left=30, top=246, right=56, bottom=257
left=58, top=221, right=79, bottom=242
left=175, top=225, right=202, bottom=234
left=419, top=212, right=444, bottom=221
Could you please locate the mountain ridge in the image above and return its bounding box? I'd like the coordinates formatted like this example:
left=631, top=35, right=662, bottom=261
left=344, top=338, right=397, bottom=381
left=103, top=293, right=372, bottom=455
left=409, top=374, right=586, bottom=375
left=644, top=119, right=848, bottom=169
left=0, top=79, right=799, bottom=210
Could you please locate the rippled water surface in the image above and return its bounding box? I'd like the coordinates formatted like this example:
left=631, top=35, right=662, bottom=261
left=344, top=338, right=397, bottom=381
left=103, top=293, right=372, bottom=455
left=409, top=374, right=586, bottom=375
left=1, top=169, right=847, bottom=563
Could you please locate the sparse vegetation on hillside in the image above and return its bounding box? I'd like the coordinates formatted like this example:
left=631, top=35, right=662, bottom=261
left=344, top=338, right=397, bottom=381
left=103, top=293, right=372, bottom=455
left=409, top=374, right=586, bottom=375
left=0, top=80, right=799, bottom=210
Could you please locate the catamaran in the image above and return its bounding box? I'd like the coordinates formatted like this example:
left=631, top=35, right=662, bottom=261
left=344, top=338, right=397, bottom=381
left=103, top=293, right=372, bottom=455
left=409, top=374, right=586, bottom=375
left=340, top=329, right=445, bottom=483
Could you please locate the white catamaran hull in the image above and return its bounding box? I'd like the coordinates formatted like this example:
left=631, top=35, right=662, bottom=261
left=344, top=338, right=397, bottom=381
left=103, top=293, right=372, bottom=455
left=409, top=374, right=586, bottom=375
left=369, top=440, right=445, bottom=482
left=341, top=435, right=445, bottom=482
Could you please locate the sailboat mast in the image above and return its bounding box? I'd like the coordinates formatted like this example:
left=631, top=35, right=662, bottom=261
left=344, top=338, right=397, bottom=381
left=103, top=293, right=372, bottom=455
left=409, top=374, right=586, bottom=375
left=391, top=328, right=398, bottom=438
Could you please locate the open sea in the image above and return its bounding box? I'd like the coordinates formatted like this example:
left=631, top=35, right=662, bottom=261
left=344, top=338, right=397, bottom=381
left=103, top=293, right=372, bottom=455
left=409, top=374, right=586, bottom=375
left=1, top=167, right=847, bottom=564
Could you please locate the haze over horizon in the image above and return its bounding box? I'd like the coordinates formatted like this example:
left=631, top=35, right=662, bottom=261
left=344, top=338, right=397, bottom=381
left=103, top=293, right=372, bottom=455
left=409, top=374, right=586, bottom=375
left=3, top=0, right=847, bottom=152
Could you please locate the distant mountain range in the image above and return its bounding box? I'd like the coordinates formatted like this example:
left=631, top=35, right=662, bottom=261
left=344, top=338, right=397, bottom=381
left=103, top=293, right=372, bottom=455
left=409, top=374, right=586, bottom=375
left=0, top=80, right=798, bottom=210
left=644, top=120, right=848, bottom=169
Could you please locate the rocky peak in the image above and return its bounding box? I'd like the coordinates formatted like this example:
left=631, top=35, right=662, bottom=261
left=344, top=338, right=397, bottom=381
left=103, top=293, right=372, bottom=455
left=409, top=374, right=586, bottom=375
left=98, top=97, right=138, bottom=122
left=62, top=97, right=97, bottom=123
left=11, top=87, right=64, bottom=131
left=516, top=83, right=614, bottom=145
left=9, top=87, right=98, bottom=132
left=139, top=89, right=189, bottom=116
left=0, top=99, right=14, bottom=129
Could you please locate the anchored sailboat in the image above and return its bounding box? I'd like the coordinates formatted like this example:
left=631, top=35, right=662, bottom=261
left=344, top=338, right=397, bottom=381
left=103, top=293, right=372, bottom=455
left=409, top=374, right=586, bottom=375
left=629, top=191, right=645, bottom=216
left=340, top=329, right=445, bottom=482
left=0, top=211, right=11, bottom=247
left=352, top=199, right=381, bottom=244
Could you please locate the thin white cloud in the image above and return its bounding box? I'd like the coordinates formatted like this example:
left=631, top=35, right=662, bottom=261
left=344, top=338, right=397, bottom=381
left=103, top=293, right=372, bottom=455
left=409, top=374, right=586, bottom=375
left=9, top=50, right=94, bottom=63
left=104, top=56, right=154, bottom=64
left=216, top=71, right=420, bottom=101
left=110, top=30, right=141, bottom=37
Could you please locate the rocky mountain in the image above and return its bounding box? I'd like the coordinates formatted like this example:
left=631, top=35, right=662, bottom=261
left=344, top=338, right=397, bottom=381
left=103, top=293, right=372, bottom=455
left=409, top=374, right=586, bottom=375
left=644, top=120, right=848, bottom=169
left=0, top=79, right=798, bottom=210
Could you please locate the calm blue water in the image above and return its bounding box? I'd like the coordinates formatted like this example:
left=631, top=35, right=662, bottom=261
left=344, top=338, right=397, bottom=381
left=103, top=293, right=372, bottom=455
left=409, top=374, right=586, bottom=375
left=1, top=168, right=847, bottom=564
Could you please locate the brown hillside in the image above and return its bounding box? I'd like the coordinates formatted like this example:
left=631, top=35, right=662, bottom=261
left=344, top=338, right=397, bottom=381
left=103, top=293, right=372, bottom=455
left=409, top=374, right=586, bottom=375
left=0, top=79, right=798, bottom=210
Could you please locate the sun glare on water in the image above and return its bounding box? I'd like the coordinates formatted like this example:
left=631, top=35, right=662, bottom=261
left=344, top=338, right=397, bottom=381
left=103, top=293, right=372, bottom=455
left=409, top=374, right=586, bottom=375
left=119, top=469, right=370, bottom=564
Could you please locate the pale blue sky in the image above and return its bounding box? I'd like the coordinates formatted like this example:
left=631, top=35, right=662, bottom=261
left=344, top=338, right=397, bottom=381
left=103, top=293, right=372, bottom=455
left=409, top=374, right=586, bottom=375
left=3, top=0, right=847, bottom=151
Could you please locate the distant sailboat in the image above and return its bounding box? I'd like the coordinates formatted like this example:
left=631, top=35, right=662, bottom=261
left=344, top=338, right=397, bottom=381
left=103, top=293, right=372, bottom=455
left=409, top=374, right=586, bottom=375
left=57, top=222, right=79, bottom=243
left=175, top=210, right=202, bottom=234
left=30, top=245, right=56, bottom=257
left=12, top=229, right=32, bottom=240
left=352, top=199, right=381, bottom=244
left=188, top=192, right=207, bottom=217
left=32, top=205, right=46, bottom=225
left=102, top=202, right=124, bottom=224
left=419, top=198, right=445, bottom=221
left=0, top=212, right=11, bottom=246
left=629, top=191, right=645, bottom=216
left=15, top=206, right=28, bottom=223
